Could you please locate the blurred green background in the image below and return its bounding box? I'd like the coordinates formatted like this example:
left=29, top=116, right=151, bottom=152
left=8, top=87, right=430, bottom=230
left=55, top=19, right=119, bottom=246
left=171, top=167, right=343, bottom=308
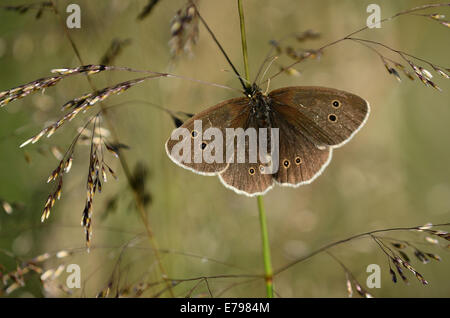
left=0, top=0, right=449, bottom=297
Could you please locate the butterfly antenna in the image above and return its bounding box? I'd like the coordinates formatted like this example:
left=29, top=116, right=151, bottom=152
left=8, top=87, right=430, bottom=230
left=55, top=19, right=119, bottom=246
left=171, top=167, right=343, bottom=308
left=253, top=41, right=279, bottom=84
left=263, top=78, right=271, bottom=96
left=258, top=56, right=278, bottom=87
left=220, top=68, right=252, bottom=87
left=193, top=4, right=248, bottom=92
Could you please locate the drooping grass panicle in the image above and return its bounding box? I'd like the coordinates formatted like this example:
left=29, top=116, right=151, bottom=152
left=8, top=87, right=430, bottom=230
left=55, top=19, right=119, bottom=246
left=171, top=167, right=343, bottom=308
left=0, top=64, right=238, bottom=113
left=267, top=3, right=450, bottom=84
left=38, top=113, right=97, bottom=224
left=9, top=0, right=196, bottom=297
left=347, top=37, right=448, bottom=91
left=80, top=115, right=124, bottom=248
left=269, top=29, right=322, bottom=63
left=18, top=75, right=159, bottom=149
left=327, top=252, right=373, bottom=298
left=1, top=222, right=449, bottom=297
left=369, top=232, right=449, bottom=286
left=34, top=107, right=122, bottom=249
left=0, top=76, right=63, bottom=108
left=169, top=0, right=199, bottom=58
left=271, top=223, right=450, bottom=296
left=256, top=29, right=322, bottom=80
left=0, top=65, right=112, bottom=108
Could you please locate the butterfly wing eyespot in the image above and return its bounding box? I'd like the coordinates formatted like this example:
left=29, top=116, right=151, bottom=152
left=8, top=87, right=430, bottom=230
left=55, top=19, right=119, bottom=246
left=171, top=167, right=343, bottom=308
left=283, top=159, right=290, bottom=168
left=328, top=114, right=337, bottom=122
left=201, top=142, right=207, bottom=150
left=331, top=100, right=341, bottom=108
left=248, top=167, right=256, bottom=175
left=191, top=130, right=198, bottom=138
left=294, top=157, right=302, bottom=165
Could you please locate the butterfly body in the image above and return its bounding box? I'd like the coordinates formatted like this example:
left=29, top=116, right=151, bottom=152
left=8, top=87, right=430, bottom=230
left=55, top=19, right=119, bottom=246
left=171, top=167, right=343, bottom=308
left=248, top=86, right=272, bottom=129
left=166, top=85, right=369, bottom=196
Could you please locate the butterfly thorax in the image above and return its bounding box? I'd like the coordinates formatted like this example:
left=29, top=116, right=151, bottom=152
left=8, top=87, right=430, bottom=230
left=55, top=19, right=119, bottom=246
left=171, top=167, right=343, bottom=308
left=248, top=87, right=272, bottom=128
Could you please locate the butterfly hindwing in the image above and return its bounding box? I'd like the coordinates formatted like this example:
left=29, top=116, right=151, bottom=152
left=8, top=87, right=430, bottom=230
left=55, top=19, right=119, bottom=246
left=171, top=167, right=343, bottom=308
left=270, top=109, right=332, bottom=186
left=218, top=115, right=275, bottom=196
left=218, top=155, right=275, bottom=196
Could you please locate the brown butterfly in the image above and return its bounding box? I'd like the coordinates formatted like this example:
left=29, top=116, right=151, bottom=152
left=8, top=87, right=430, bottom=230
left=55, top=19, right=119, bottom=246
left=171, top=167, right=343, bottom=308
left=166, top=84, right=369, bottom=196
left=165, top=9, right=369, bottom=197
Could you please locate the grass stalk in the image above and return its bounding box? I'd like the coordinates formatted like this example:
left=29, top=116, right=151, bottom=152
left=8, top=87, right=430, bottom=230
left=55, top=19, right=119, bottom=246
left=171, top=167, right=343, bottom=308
left=257, top=196, right=274, bottom=297
left=237, top=0, right=274, bottom=298
left=237, top=0, right=250, bottom=89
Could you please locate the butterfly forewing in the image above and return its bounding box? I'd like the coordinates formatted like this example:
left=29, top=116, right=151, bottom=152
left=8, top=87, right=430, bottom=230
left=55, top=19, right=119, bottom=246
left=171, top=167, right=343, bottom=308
left=165, top=97, right=250, bottom=175
left=269, top=86, right=370, bottom=148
